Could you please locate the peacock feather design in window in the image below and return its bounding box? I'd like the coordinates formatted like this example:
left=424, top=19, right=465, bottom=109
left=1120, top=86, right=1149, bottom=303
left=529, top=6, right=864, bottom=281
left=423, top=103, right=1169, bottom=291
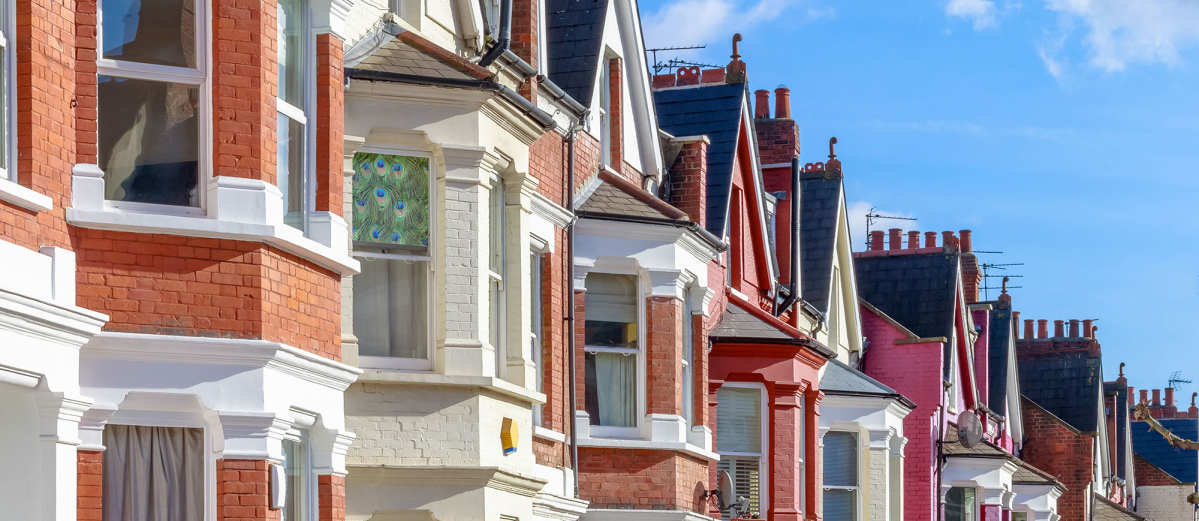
left=352, top=153, right=430, bottom=248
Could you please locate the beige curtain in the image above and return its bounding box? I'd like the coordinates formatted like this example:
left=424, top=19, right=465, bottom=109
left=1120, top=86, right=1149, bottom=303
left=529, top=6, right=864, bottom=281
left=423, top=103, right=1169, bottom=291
left=102, top=425, right=204, bottom=521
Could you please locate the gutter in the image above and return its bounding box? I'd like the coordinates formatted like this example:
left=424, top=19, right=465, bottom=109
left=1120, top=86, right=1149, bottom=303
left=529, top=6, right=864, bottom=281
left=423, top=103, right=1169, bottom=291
left=821, top=389, right=917, bottom=410
left=477, top=0, right=511, bottom=67
left=574, top=210, right=726, bottom=252
left=708, top=335, right=836, bottom=359
left=345, top=68, right=557, bottom=132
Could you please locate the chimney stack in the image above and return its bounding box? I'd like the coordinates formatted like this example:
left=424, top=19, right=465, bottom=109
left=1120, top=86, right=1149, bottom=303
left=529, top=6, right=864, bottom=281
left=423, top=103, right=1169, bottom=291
left=1024, top=319, right=1034, bottom=339
left=925, top=232, right=937, bottom=248
left=1166, top=387, right=1175, bottom=407
left=908, top=231, right=920, bottom=250
left=754, top=90, right=770, bottom=119
left=1037, top=320, right=1048, bottom=339
left=959, top=230, right=972, bottom=253
left=1053, top=320, right=1064, bottom=337
left=1069, top=319, right=1079, bottom=337
left=1128, top=387, right=1136, bottom=406
left=942, top=231, right=957, bottom=250
left=1013, top=312, right=1021, bottom=338
left=1153, top=389, right=1161, bottom=406
left=889, top=228, right=902, bottom=251
left=870, top=231, right=884, bottom=251
left=1140, top=389, right=1149, bottom=405
left=1082, top=319, right=1093, bottom=338
left=774, top=86, right=791, bottom=119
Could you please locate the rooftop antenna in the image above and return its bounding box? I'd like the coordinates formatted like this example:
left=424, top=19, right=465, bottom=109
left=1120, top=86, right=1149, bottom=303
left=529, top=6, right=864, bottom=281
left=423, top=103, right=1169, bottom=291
left=646, top=45, right=707, bottom=74
left=980, top=261, right=1025, bottom=300
left=1169, top=371, right=1192, bottom=390
left=864, top=207, right=917, bottom=250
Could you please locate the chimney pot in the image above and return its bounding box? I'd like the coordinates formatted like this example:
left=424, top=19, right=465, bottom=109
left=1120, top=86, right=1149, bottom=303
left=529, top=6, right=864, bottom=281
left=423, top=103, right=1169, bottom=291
left=870, top=230, right=885, bottom=251
left=1069, top=319, right=1080, bottom=337
left=1053, top=320, right=1064, bottom=337
left=925, top=231, right=937, bottom=248
left=908, top=231, right=920, bottom=250
left=1082, top=319, right=1093, bottom=338
left=1024, top=319, right=1034, bottom=339
left=889, top=228, right=902, bottom=251
left=1037, top=320, right=1048, bottom=338
left=1128, top=387, right=1136, bottom=407
left=1140, top=389, right=1149, bottom=405
left=1166, top=387, right=1175, bottom=406
left=942, top=231, right=957, bottom=250
left=754, top=90, right=770, bottom=119
left=774, top=87, right=791, bottom=119
left=959, top=230, right=973, bottom=253
left=1013, top=312, right=1021, bottom=339
left=1153, top=389, right=1161, bottom=406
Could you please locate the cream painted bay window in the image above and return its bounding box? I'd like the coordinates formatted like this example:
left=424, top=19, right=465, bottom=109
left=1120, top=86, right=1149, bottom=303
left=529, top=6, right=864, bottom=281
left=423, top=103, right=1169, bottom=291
left=823, top=431, right=859, bottom=521
left=98, top=0, right=204, bottom=209
left=351, top=152, right=432, bottom=370
left=584, top=272, right=639, bottom=434
left=277, top=0, right=311, bottom=231
left=717, top=385, right=764, bottom=520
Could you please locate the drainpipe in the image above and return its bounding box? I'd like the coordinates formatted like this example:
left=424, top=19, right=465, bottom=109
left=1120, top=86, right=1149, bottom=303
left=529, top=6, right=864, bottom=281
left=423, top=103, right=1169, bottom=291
left=565, top=112, right=586, bottom=498
left=774, top=156, right=801, bottom=317
left=477, top=0, right=511, bottom=68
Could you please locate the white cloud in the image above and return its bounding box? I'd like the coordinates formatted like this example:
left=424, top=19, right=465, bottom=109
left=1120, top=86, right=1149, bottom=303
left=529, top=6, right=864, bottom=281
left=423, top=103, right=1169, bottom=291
left=640, top=0, right=802, bottom=55
left=1036, top=32, right=1068, bottom=82
left=846, top=202, right=922, bottom=252
left=806, top=6, right=836, bottom=21
left=857, top=119, right=988, bottom=136
left=1043, top=0, right=1199, bottom=72
left=946, top=0, right=998, bottom=30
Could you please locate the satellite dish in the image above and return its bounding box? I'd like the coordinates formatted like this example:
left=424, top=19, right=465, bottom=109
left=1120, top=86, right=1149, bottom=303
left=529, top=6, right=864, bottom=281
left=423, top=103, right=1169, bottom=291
left=717, top=470, right=735, bottom=509
left=957, top=411, right=984, bottom=448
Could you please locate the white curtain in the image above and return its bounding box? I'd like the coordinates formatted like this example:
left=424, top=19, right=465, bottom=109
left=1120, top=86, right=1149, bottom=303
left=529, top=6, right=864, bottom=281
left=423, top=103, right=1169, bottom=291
left=595, top=352, right=636, bottom=427
left=354, top=257, right=428, bottom=359
left=102, top=425, right=204, bottom=521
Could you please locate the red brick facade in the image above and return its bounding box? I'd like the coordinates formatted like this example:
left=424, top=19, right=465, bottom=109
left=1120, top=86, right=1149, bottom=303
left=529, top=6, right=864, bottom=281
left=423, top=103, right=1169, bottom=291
left=667, top=138, right=708, bottom=226
left=314, top=34, right=344, bottom=213
left=78, top=450, right=103, bottom=521
left=1134, top=454, right=1182, bottom=487
left=606, top=57, right=623, bottom=170
left=577, top=449, right=709, bottom=511
left=213, top=0, right=279, bottom=183
left=318, top=474, right=346, bottom=521
left=217, top=459, right=280, bottom=521
left=1020, top=398, right=1095, bottom=521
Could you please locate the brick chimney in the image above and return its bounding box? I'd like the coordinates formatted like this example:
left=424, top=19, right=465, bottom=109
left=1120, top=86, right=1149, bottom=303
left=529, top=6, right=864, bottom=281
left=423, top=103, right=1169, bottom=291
left=959, top=229, right=979, bottom=303
left=1153, top=389, right=1161, bottom=406
left=725, top=33, right=747, bottom=84
left=959, top=230, right=972, bottom=253
left=1082, top=319, right=1093, bottom=338
left=1053, top=320, right=1064, bottom=337
left=1024, top=319, right=1034, bottom=339
left=666, top=136, right=709, bottom=226
left=1128, top=386, right=1135, bottom=406
left=755, top=90, right=770, bottom=119
left=1013, top=312, right=1021, bottom=339
left=1037, top=320, right=1048, bottom=339
left=1166, top=387, right=1175, bottom=407
left=889, top=228, right=902, bottom=251
left=511, top=0, right=541, bottom=100
left=925, top=232, right=937, bottom=248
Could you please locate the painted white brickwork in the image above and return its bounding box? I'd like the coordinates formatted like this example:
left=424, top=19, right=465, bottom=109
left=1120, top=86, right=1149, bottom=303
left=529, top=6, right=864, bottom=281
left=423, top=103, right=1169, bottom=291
left=1137, top=486, right=1198, bottom=521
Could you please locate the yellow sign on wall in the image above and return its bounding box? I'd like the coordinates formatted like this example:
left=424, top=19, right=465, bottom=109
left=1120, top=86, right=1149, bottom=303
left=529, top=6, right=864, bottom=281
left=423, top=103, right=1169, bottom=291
left=501, top=417, right=519, bottom=455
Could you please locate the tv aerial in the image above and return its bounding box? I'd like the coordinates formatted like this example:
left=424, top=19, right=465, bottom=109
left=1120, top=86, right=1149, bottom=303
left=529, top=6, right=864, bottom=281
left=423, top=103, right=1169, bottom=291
left=864, top=207, right=917, bottom=250
left=1169, top=371, right=1192, bottom=390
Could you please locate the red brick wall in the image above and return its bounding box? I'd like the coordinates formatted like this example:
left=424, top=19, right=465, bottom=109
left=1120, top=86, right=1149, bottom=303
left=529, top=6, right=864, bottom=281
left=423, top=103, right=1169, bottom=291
left=534, top=226, right=572, bottom=469
left=648, top=296, right=683, bottom=416
left=75, top=230, right=341, bottom=360
left=213, top=0, right=278, bottom=183
left=318, top=474, right=346, bottom=521
left=1134, top=454, right=1182, bottom=486
left=754, top=118, right=799, bottom=168
left=217, top=459, right=279, bottom=521
left=668, top=139, right=707, bottom=227
left=76, top=0, right=98, bottom=165
left=607, top=58, right=623, bottom=170
left=78, top=450, right=103, bottom=521
left=314, top=34, right=344, bottom=213
left=691, top=312, right=709, bottom=427
left=578, top=449, right=708, bottom=511
left=1020, top=398, right=1095, bottom=521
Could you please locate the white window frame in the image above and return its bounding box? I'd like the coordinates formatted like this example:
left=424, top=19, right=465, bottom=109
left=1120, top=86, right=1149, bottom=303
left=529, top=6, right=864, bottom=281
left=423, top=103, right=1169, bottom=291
left=281, top=424, right=317, bottom=521
left=717, top=381, right=770, bottom=516
left=276, top=0, right=316, bottom=233
left=352, top=145, right=436, bottom=372
left=598, top=54, right=612, bottom=167
left=681, top=290, right=694, bottom=427
left=488, top=173, right=506, bottom=378
left=96, top=0, right=211, bottom=217
left=0, top=0, right=14, bottom=183
left=822, top=430, right=862, bottom=521
left=583, top=268, right=646, bottom=439
left=947, top=335, right=959, bottom=414
left=944, top=486, right=979, bottom=521
left=530, top=249, right=545, bottom=426
left=102, top=417, right=218, bottom=521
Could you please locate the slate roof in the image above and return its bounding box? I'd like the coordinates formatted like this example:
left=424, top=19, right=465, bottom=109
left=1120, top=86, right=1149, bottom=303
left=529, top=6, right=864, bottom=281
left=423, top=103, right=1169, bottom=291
left=820, top=358, right=914, bottom=408
left=654, top=82, right=747, bottom=238
left=578, top=180, right=672, bottom=219
left=987, top=303, right=1013, bottom=415
left=545, top=0, right=609, bottom=106
left=1017, top=353, right=1102, bottom=432
left=942, top=423, right=1009, bottom=458
left=854, top=252, right=960, bottom=378
left=1094, top=495, right=1145, bottom=521
left=798, top=177, right=841, bottom=312
left=711, top=303, right=796, bottom=342
left=1131, top=417, right=1199, bottom=483
left=354, top=38, right=476, bottom=79
left=1013, top=460, right=1066, bottom=489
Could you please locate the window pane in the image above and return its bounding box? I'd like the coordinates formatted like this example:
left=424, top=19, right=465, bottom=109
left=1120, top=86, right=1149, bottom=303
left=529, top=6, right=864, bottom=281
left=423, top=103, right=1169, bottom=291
left=717, top=387, right=761, bottom=453
left=101, top=0, right=197, bottom=68
left=584, top=351, right=636, bottom=427
left=99, top=75, right=199, bottom=206
left=351, top=153, right=430, bottom=251
left=354, top=257, right=428, bottom=359
left=278, top=112, right=305, bottom=230
left=102, top=425, right=203, bottom=521
left=531, top=253, right=543, bottom=425
left=282, top=439, right=308, bottom=521
left=823, top=489, right=856, bottom=521
left=717, top=456, right=760, bottom=520
left=946, top=487, right=976, bottom=521
left=584, top=273, right=637, bottom=348
left=1011, top=513, right=1027, bottom=521
left=682, top=299, right=693, bottom=426
left=276, top=0, right=305, bottom=107
left=823, top=431, right=858, bottom=487
left=489, top=179, right=504, bottom=273
left=490, top=278, right=502, bottom=376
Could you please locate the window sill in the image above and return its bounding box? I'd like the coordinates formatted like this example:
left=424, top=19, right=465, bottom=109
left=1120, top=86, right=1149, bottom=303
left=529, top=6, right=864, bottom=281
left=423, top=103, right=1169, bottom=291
left=0, top=177, right=53, bottom=212
left=576, top=436, right=718, bottom=462
left=357, top=369, right=547, bottom=405
left=533, top=426, right=567, bottom=443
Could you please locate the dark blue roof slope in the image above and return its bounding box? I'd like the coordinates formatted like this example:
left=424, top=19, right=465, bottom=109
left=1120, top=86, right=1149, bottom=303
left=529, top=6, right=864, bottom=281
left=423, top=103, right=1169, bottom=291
left=654, top=83, right=746, bottom=237
left=545, top=0, right=609, bottom=107
left=1017, top=353, right=1102, bottom=432
left=855, top=252, right=960, bottom=378
left=1132, top=417, right=1199, bottom=483
left=820, top=359, right=915, bottom=408
left=798, top=176, right=841, bottom=312
left=987, top=303, right=1013, bottom=414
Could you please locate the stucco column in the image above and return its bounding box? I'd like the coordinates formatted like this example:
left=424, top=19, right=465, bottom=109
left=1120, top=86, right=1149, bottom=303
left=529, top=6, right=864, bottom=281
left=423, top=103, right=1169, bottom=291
left=503, top=171, right=539, bottom=388
left=772, top=382, right=805, bottom=521
left=868, top=429, right=895, bottom=521
left=36, top=392, right=91, bottom=521
left=805, top=388, right=824, bottom=520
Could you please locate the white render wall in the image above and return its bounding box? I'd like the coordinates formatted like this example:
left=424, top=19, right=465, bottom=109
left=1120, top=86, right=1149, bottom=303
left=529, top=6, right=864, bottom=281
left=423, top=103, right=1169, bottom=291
left=1137, top=485, right=1198, bottom=521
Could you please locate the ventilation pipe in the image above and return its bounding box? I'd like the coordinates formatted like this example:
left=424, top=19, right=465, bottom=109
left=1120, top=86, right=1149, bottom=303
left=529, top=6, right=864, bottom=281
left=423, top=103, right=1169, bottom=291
left=477, top=0, right=511, bottom=67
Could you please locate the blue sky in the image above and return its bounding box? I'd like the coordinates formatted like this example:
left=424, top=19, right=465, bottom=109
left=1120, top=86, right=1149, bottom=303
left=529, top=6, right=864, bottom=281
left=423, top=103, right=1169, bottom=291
left=638, top=0, right=1199, bottom=396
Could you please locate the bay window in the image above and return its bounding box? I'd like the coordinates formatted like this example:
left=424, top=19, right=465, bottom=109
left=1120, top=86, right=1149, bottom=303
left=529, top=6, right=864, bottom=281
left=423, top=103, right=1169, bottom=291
left=98, top=0, right=203, bottom=208
left=681, top=295, right=693, bottom=426
left=352, top=152, right=432, bottom=370
left=716, top=385, right=764, bottom=520
left=945, top=487, right=977, bottom=521
left=102, top=425, right=204, bottom=520
left=281, top=436, right=314, bottom=521
left=823, top=431, right=859, bottom=521
left=277, top=0, right=310, bottom=230
left=531, top=252, right=544, bottom=425
left=488, top=176, right=506, bottom=377
left=583, top=272, right=640, bottom=433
